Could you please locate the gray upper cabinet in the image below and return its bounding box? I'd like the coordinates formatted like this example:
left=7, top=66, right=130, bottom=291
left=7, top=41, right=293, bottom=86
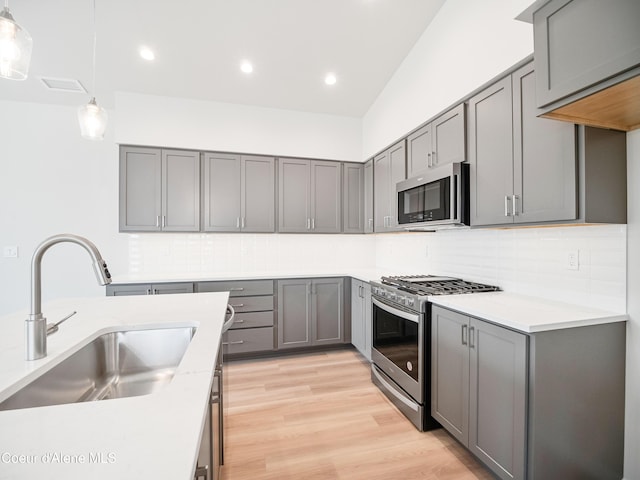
left=343, top=163, right=364, bottom=234
left=278, top=158, right=341, bottom=233
left=202, top=153, right=241, bottom=232
left=533, top=0, right=640, bottom=110
left=432, top=306, right=527, bottom=480
left=119, top=146, right=200, bottom=232
left=202, top=153, right=275, bottom=232
left=469, top=63, right=576, bottom=226
left=512, top=63, right=576, bottom=223
left=407, top=104, right=466, bottom=178
left=468, top=76, right=514, bottom=226
left=364, top=159, right=374, bottom=233
left=277, top=278, right=344, bottom=349
left=407, top=122, right=432, bottom=178
left=374, top=140, right=406, bottom=232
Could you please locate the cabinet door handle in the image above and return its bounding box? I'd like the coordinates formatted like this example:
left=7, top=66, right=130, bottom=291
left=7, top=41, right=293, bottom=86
left=311, top=218, right=315, bottom=230
left=432, top=151, right=437, bottom=166
left=504, top=196, right=512, bottom=217
left=462, top=324, right=468, bottom=345
left=512, top=195, right=519, bottom=216
left=146, top=288, right=152, bottom=295
left=241, top=217, right=246, bottom=228
left=229, top=287, right=244, bottom=292
left=427, top=152, right=432, bottom=168
left=236, top=217, right=240, bottom=228
left=368, top=218, right=373, bottom=229
left=469, top=326, right=475, bottom=349
left=229, top=303, right=244, bottom=308
left=222, top=340, right=244, bottom=345
left=234, top=319, right=244, bottom=323
left=156, top=216, right=160, bottom=228
left=162, top=215, right=166, bottom=227
left=153, top=288, right=159, bottom=295
left=307, top=218, right=311, bottom=230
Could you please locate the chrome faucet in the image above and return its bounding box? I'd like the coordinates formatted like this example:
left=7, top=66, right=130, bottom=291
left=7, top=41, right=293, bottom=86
left=25, top=234, right=112, bottom=361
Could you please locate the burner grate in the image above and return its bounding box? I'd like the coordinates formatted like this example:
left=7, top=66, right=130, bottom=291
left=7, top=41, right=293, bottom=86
left=381, top=275, right=500, bottom=296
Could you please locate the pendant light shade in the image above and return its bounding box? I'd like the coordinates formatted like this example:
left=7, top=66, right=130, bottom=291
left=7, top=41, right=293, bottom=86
left=78, top=0, right=107, bottom=140
left=0, top=4, right=32, bottom=81
left=78, top=97, right=108, bottom=140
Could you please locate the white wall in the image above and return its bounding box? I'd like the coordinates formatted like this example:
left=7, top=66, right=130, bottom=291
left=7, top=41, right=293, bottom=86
left=114, top=92, right=362, bottom=162
left=362, top=0, right=534, bottom=159
left=624, top=129, right=640, bottom=480
left=0, top=100, right=122, bottom=317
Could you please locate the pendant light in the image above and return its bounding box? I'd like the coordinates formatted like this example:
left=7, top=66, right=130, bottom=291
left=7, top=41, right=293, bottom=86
left=78, top=0, right=107, bottom=140
left=0, top=0, right=32, bottom=80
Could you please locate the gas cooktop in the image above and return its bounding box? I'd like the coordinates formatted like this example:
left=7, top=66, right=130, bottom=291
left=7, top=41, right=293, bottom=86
left=380, top=275, right=500, bottom=296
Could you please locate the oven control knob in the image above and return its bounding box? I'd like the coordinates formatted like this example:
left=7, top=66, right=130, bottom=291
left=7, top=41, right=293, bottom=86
left=398, top=295, right=406, bottom=304
left=389, top=292, right=397, bottom=300
left=407, top=297, right=415, bottom=307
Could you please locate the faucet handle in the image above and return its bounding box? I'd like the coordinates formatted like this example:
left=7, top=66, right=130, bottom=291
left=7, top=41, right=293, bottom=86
left=46, top=311, right=77, bottom=336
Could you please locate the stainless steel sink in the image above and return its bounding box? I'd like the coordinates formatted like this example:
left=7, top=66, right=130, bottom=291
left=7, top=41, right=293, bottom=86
left=0, top=326, right=196, bottom=411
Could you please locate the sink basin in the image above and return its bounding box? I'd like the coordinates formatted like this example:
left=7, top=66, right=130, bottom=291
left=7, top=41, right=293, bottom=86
left=0, top=326, right=196, bottom=411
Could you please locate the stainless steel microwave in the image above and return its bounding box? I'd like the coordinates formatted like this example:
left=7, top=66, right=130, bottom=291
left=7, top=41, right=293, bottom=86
left=396, top=162, right=469, bottom=228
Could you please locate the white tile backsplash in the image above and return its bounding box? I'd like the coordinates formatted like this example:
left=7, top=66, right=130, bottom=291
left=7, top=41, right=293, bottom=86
left=122, top=224, right=626, bottom=313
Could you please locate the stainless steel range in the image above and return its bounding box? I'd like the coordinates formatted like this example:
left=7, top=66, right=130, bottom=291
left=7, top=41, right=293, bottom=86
left=370, top=275, right=499, bottom=431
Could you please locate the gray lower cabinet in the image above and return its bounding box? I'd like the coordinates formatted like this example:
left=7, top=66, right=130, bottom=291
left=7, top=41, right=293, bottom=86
left=432, top=305, right=526, bottom=480
left=533, top=0, right=640, bottom=109
left=432, top=304, right=626, bottom=480
left=350, top=279, right=371, bottom=361
left=202, top=153, right=275, bottom=233
left=343, top=163, right=364, bottom=233
left=196, top=280, right=275, bottom=356
left=364, top=159, right=374, bottom=233
left=407, top=103, right=465, bottom=177
left=278, top=158, right=342, bottom=233
left=373, top=140, right=406, bottom=232
left=106, top=282, right=194, bottom=296
left=277, top=278, right=344, bottom=349
left=119, top=146, right=200, bottom=232
left=468, top=62, right=576, bottom=226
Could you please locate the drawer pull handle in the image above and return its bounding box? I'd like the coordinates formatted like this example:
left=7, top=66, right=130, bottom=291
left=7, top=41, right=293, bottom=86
left=222, top=340, right=244, bottom=345
left=230, top=303, right=244, bottom=308
left=234, top=319, right=244, bottom=323
left=229, top=287, right=245, bottom=291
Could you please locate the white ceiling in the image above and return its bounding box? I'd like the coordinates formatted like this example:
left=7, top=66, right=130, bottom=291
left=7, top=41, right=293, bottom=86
left=0, top=0, right=446, bottom=116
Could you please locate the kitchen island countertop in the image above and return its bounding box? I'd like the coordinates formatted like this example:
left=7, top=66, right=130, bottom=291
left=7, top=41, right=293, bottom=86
left=0, top=292, right=228, bottom=480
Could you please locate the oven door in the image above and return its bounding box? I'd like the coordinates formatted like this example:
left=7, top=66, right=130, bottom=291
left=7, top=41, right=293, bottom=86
left=371, top=297, right=423, bottom=403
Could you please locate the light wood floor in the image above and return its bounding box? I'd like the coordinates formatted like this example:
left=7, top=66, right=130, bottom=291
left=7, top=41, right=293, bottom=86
left=220, top=348, right=493, bottom=480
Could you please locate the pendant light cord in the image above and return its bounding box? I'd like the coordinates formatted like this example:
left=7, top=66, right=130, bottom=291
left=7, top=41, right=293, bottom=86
left=91, top=0, right=97, bottom=98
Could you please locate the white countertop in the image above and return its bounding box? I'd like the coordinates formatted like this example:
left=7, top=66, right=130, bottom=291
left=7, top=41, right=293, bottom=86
left=0, top=292, right=229, bottom=480
left=111, top=270, right=629, bottom=333
left=429, top=292, right=628, bottom=333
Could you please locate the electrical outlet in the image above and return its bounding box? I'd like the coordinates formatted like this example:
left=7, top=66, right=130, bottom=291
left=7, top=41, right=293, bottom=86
left=3, top=246, right=18, bottom=258
left=567, top=250, right=579, bottom=270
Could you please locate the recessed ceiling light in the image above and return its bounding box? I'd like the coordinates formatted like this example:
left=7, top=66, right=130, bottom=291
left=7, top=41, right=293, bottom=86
left=139, top=46, right=155, bottom=61
left=324, top=73, right=337, bottom=85
left=240, top=61, right=253, bottom=74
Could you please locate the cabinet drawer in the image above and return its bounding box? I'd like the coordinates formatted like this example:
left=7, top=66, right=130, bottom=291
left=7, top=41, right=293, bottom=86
left=227, top=296, right=273, bottom=313
left=229, top=311, right=274, bottom=330
left=196, top=280, right=274, bottom=296
left=224, top=327, right=274, bottom=354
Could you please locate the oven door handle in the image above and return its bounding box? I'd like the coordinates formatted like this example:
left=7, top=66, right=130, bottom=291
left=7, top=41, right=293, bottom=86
left=372, top=367, right=419, bottom=412
left=372, top=298, right=420, bottom=324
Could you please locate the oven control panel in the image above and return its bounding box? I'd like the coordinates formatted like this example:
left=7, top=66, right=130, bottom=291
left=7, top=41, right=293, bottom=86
left=370, top=282, right=424, bottom=312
